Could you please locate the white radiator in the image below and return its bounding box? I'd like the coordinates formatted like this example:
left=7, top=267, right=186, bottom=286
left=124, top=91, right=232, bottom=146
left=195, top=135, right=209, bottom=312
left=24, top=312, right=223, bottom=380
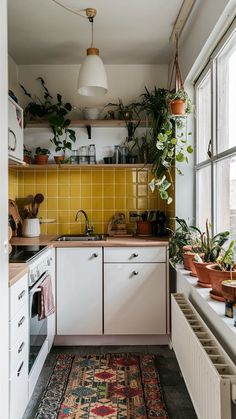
left=171, top=293, right=236, bottom=419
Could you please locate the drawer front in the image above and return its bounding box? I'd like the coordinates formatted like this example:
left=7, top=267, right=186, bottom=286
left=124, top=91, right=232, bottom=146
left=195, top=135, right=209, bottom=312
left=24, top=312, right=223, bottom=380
left=10, top=303, right=28, bottom=348
left=104, top=246, right=166, bottom=263
left=10, top=274, right=28, bottom=319
left=10, top=326, right=28, bottom=376
left=10, top=356, right=28, bottom=419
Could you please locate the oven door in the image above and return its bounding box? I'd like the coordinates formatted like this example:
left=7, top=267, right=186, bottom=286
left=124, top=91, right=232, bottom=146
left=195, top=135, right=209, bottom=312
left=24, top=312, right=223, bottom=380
left=29, top=273, right=48, bottom=373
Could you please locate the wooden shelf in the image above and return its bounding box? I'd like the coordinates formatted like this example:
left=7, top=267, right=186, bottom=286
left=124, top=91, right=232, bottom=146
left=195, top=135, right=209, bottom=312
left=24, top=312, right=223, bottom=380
left=26, top=119, right=148, bottom=128
left=9, top=163, right=152, bottom=170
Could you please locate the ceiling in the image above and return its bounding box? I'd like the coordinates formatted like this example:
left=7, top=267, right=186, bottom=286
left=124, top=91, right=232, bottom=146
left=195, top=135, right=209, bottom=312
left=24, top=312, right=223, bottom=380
left=8, top=0, right=186, bottom=65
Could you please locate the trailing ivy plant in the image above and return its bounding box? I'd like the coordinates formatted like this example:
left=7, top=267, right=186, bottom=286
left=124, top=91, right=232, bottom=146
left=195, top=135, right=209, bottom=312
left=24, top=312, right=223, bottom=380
left=20, top=78, right=76, bottom=157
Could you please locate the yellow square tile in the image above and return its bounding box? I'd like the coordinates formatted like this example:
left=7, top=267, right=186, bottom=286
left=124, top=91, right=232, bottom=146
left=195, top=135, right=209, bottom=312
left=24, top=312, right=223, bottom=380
left=24, top=185, right=36, bottom=196
left=81, top=170, right=92, bottom=184
left=47, top=185, right=58, bottom=197
left=18, top=185, right=24, bottom=197
left=137, top=170, right=148, bottom=184
left=59, top=197, right=69, bottom=210
left=126, top=169, right=137, bottom=183
left=104, top=211, right=114, bottom=222
left=126, top=184, right=137, bottom=196
left=58, top=224, right=70, bottom=234
left=92, top=197, right=103, bottom=210
left=69, top=211, right=77, bottom=222
left=92, top=170, right=103, bottom=183
left=47, top=171, right=58, bottom=185
left=70, top=170, right=81, bottom=185
left=70, top=185, right=81, bottom=197
left=115, top=184, right=125, bottom=197
left=37, top=209, right=47, bottom=219
left=23, top=171, right=35, bottom=185
left=103, top=170, right=114, bottom=184
left=126, top=198, right=137, bottom=210
left=103, top=198, right=114, bottom=210
left=93, top=223, right=104, bottom=233
left=47, top=224, right=58, bottom=235
left=58, top=211, right=69, bottom=223
left=138, top=185, right=148, bottom=196
left=47, top=198, right=58, bottom=210
left=35, top=185, right=47, bottom=197
left=81, top=197, right=92, bottom=210
left=115, top=197, right=126, bottom=209
left=40, top=224, right=47, bottom=234
left=148, top=170, right=155, bottom=182
left=70, top=197, right=81, bottom=210
left=58, top=185, right=69, bottom=198
left=35, top=172, right=47, bottom=184
left=92, top=184, right=103, bottom=197
left=137, top=198, right=148, bottom=210
left=46, top=210, right=58, bottom=220
left=69, top=224, right=81, bottom=234
left=115, top=170, right=125, bottom=183
left=81, top=184, right=92, bottom=197
left=91, top=211, right=103, bottom=223
left=104, top=184, right=114, bottom=196
left=58, top=170, right=69, bottom=184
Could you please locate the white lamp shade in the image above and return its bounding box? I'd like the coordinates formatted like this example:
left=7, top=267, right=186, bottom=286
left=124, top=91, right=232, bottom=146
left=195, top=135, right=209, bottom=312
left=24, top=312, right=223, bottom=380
left=77, top=52, right=108, bottom=97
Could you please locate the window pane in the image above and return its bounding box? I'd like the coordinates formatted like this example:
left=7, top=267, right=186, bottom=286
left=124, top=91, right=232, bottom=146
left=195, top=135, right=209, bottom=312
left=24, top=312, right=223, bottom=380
left=217, top=31, right=236, bottom=153
left=196, top=70, right=211, bottom=163
left=196, top=165, right=212, bottom=230
left=215, top=155, right=236, bottom=241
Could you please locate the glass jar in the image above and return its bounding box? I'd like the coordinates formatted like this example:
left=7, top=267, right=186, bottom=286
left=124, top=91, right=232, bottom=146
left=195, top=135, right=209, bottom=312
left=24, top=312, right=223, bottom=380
left=120, top=145, right=128, bottom=163
left=79, top=146, right=88, bottom=164
left=88, top=144, right=96, bottom=164
left=113, top=145, right=121, bottom=164
left=70, top=149, right=79, bottom=164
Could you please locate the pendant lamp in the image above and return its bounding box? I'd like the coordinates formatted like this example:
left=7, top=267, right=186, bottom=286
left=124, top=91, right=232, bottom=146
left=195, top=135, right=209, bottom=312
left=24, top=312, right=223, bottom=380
left=77, top=8, right=108, bottom=97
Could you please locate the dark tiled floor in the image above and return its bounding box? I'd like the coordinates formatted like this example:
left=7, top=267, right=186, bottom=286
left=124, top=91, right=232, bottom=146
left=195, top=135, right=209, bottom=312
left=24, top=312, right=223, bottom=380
left=23, top=345, right=197, bottom=419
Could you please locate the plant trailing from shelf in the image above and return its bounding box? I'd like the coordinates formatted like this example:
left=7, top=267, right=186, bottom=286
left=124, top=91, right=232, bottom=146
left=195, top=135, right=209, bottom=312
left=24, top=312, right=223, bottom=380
left=20, top=78, right=76, bottom=162
left=34, top=146, right=50, bottom=165
left=23, top=145, right=32, bottom=164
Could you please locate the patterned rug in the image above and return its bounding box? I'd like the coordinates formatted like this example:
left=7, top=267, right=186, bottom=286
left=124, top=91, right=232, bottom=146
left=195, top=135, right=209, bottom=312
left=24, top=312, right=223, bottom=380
left=34, top=354, right=168, bottom=419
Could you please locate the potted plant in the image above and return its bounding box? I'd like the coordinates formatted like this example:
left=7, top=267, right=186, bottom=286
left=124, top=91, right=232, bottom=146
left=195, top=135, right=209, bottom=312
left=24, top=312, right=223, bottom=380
left=167, top=88, right=192, bottom=115
left=34, top=147, right=50, bottom=165
left=206, top=241, right=236, bottom=300
left=193, top=221, right=230, bottom=287
left=23, top=145, right=32, bottom=164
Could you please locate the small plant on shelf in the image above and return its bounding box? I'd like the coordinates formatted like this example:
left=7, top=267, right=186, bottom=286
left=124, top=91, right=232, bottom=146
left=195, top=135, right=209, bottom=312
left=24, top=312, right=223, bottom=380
left=34, top=147, right=50, bottom=165
left=23, top=145, right=32, bottom=164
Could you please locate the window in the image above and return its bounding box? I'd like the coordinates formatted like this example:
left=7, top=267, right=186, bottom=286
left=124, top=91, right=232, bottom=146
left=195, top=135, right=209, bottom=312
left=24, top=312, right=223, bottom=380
left=195, top=19, right=236, bottom=237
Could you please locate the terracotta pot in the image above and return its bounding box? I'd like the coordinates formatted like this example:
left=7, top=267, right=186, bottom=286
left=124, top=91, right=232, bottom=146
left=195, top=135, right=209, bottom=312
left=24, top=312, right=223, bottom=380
left=182, top=245, right=192, bottom=269
left=54, top=155, right=64, bottom=164
left=34, top=154, right=49, bottom=165
left=23, top=155, right=31, bottom=164
left=206, top=264, right=236, bottom=301
left=136, top=221, right=152, bottom=236
left=170, top=99, right=185, bottom=115
left=193, top=261, right=213, bottom=288
left=221, top=280, right=236, bottom=302
left=183, top=252, right=196, bottom=274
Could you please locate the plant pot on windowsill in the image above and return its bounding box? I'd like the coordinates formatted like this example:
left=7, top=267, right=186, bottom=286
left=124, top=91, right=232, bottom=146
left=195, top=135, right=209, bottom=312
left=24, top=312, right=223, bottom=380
left=193, top=261, right=213, bottom=288
left=206, top=264, right=236, bottom=301
left=34, top=154, right=49, bottom=165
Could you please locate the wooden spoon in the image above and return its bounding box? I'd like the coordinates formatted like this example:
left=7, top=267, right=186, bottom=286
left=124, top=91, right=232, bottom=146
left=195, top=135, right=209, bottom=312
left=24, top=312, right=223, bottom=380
left=32, top=193, right=44, bottom=217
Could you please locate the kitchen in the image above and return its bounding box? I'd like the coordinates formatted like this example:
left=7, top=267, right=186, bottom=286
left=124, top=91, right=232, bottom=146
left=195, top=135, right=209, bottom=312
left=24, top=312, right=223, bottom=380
left=1, top=1, right=236, bottom=418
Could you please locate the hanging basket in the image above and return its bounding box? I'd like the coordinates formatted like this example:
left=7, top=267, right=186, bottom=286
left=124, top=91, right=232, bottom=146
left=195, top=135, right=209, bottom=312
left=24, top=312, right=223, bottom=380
left=170, top=99, right=185, bottom=115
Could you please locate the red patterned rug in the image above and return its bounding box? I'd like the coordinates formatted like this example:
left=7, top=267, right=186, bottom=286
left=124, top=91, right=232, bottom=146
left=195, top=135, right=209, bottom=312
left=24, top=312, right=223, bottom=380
left=35, top=354, right=168, bottom=418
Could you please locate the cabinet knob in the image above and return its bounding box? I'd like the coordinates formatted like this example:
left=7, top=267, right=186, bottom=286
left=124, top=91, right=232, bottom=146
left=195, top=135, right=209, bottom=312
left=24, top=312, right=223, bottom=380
left=132, top=271, right=139, bottom=276
left=131, top=253, right=139, bottom=258
left=92, top=253, right=98, bottom=258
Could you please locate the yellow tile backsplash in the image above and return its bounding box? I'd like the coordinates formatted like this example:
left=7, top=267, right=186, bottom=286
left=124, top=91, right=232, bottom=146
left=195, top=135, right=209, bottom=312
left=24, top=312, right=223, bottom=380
left=9, top=167, right=173, bottom=235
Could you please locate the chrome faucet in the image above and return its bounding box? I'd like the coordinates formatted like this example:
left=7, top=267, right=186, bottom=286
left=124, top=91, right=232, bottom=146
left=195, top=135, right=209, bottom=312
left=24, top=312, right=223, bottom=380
left=75, top=209, right=94, bottom=236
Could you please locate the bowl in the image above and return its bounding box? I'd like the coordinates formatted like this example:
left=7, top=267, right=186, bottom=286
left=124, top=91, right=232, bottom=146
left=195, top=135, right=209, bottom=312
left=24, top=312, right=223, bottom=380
left=83, top=108, right=101, bottom=120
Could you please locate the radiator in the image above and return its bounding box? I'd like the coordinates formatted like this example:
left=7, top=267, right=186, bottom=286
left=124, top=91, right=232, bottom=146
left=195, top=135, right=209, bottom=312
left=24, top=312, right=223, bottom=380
left=171, top=293, right=236, bottom=419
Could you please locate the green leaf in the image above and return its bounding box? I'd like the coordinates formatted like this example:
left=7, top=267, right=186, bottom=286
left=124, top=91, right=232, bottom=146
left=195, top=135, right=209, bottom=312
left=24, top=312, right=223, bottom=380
left=171, top=138, right=177, bottom=145
left=160, top=190, right=168, bottom=200
left=176, top=152, right=185, bottom=162
left=187, top=145, right=193, bottom=153
left=176, top=168, right=183, bottom=176
left=167, top=196, right=173, bottom=205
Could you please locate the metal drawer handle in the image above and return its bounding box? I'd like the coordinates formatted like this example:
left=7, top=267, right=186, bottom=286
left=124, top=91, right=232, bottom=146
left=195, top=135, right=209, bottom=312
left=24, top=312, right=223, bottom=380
left=17, top=361, right=24, bottom=377
left=18, top=316, right=25, bottom=328
left=18, top=290, right=26, bottom=300
left=8, top=129, right=17, bottom=151
left=132, top=271, right=139, bottom=276
left=18, top=342, right=25, bottom=354
left=92, top=253, right=98, bottom=258
left=131, top=253, right=139, bottom=258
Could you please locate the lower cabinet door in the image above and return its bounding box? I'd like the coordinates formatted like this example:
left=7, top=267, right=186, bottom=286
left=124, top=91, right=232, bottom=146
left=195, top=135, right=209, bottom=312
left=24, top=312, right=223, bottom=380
left=104, top=263, right=166, bottom=335
left=10, top=356, right=28, bottom=419
left=57, top=248, right=103, bottom=335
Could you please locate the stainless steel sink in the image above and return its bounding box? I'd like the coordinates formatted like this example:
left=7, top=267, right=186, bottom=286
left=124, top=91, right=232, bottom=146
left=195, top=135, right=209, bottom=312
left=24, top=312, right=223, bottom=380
left=54, top=234, right=106, bottom=242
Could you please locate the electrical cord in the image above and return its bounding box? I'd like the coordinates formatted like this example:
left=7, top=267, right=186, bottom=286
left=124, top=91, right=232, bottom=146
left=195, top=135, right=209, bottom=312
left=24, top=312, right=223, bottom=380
left=50, top=0, right=88, bottom=19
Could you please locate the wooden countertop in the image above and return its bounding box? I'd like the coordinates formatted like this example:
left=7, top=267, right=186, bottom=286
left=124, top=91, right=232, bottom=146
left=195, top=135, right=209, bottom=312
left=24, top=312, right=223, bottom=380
left=11, top=235, right=169, bottom=247
left=9, top=264, right=28, bottom=287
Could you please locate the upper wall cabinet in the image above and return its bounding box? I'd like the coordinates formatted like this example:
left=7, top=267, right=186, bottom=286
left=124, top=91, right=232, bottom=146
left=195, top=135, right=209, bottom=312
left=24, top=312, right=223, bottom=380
left=8, top=97, right=24, bottom=164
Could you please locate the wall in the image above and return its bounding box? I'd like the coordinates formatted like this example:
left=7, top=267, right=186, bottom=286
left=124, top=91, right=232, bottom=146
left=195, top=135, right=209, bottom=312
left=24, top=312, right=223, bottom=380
left=13, top=167, right=166, bottom=235
left=8, top=55, right=19, bottom=96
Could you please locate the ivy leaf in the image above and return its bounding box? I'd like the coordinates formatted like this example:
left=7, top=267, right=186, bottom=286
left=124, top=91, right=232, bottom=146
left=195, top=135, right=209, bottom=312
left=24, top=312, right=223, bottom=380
left=171, top=138, right=177, bottom=145
left=187, top=145, right=193, bottom=153
left=176, top=152, right=185, bottom=162
left=176, top=168, right=183, bottom=176
left=167, top=196, right=173, bottom=205
left=156, top=141, right=164, bottom=150
left=160, top=190, right=168, bottom=200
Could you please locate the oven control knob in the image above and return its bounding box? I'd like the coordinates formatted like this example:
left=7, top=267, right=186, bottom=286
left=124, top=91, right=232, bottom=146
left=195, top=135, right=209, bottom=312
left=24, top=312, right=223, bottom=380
left=36, top=269, right=40, bottom=277
left=47, top=259, right=51, bottom=266
left=30, top=273, right=35, bottom=283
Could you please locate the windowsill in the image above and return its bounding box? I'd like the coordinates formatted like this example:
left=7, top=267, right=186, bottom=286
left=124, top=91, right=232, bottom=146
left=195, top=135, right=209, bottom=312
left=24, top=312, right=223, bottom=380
left=175, top=265, right=236, bottom=363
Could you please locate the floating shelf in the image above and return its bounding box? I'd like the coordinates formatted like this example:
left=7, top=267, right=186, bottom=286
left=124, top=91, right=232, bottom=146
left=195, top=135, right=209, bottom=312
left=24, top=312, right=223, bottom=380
left=9, top=163, right=152, bottom=170
left=26, top=119, right=148, bottom=128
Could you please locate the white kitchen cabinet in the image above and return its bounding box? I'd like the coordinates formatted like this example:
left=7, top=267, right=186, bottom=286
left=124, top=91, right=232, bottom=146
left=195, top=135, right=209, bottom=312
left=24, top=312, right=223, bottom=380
left=8, top=97, right=23, bottom=163
left=9, top=273, right=29, bottom=419
left=57, top=247, right=102, bottom=335
left=104, top=247, right=167, bottom=335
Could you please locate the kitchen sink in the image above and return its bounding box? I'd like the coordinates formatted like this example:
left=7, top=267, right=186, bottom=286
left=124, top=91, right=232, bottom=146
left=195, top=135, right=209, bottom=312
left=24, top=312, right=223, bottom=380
left=54, top=234, right=106, bottom=242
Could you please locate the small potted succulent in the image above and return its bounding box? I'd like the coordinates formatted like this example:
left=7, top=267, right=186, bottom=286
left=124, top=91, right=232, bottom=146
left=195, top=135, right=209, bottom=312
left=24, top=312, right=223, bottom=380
left=23, top=145, right=32, bottom=164
left=34, top=147, right=50, bottom=165
left=167, top=88, right=192, bottom=115
left=206, top=241, right=236, bottom=301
